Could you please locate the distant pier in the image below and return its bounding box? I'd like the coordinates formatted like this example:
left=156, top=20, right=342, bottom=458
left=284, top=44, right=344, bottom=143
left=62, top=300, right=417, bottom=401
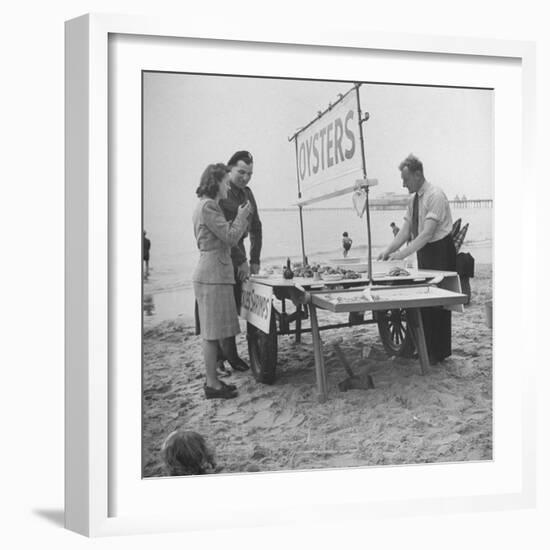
left=368, top=198, right=492, bottom=210
left=261, top=199, right=492, bottom=213
left=449, top=199, right=492, bottom=209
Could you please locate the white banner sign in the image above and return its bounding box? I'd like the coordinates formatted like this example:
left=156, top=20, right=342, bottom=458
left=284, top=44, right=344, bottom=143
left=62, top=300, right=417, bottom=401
left=295, top=90, right=363, bottom=202
left=240, top=281, right=273, bottom=334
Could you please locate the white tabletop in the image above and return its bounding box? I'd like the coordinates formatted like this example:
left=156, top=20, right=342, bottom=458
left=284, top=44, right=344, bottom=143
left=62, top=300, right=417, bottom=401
left=249, top=269, right=458, bottom=288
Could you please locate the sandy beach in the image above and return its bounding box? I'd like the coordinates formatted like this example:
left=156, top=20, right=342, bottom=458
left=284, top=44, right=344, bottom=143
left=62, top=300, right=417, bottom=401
left=143, top=264, right=492, bottom=477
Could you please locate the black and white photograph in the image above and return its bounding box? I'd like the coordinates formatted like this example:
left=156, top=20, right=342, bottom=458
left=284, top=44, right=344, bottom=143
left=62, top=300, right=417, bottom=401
left=5, top=0, right=547, bottom=545
left=142, top=72, right=493, bottom=478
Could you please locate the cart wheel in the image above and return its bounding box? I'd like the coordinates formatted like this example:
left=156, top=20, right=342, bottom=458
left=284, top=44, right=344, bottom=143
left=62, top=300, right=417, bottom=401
left=247, top=314, right=278, bottom=384
left=376, top=309, right=415, bottom=357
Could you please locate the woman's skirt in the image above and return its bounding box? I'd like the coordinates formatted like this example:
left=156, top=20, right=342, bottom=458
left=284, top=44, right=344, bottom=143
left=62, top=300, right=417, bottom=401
left=193, top=282, right=240, bottom=341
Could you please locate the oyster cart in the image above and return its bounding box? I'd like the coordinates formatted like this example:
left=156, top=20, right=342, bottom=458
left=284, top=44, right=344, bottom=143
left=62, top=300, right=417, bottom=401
left=242, top=269, right=467, bottom=402
left=240, top=83, right=467, bottom=401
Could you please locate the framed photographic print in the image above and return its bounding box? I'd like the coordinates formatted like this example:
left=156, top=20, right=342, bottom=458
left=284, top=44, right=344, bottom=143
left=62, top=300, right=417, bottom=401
left=65, top=13, right=536, bottom=537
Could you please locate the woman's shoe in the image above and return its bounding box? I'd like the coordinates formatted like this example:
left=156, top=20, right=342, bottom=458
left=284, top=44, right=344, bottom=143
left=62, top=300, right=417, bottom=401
left=204, top=383, right=238, bottom=399
left=228, top=357, right=250, bottom=372
left=219, top=379, right=237, bottom=391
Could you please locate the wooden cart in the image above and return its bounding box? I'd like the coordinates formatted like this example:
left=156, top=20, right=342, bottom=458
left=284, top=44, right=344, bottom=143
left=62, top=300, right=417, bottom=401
left=241, top=83, right=468, bottom=400
left=242, top=269, right=467, bottom=401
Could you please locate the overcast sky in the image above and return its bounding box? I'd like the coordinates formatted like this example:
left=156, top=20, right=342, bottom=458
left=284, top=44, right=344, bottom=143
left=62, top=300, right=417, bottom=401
left=143, top=73, right=493, bottom=236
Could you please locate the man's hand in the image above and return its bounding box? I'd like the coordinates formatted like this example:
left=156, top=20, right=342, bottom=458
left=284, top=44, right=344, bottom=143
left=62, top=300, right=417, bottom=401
left=250, top=263, right=260, bottom=275
left=377, top=250, right=390, bottom=261
left=388, top=251, right=404, bottom=261
left=237, top=261, right=250, bottom=282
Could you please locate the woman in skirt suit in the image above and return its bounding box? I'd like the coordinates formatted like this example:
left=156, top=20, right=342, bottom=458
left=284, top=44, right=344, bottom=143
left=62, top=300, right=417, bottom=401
left=193, top=163, right=252, bottom=399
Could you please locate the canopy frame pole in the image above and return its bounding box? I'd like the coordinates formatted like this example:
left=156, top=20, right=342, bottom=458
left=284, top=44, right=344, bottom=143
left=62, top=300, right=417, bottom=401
left=294, top=137, right=307, bottom=265
left=354, top=83, right=373, bottom=285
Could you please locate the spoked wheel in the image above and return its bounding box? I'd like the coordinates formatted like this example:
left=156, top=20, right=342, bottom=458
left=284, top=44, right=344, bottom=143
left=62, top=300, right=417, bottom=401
left=376, top=309, right=416, bottom=357
left=247, top=313, right=278, bottom=384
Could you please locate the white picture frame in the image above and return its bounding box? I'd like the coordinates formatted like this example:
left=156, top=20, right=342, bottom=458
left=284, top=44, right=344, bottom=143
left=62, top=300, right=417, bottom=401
left=65, top=13, right=537, bottom=537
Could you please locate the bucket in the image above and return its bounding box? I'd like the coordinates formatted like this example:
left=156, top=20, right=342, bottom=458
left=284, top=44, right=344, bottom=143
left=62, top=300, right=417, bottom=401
left=484, top=301, right=493, bottom=329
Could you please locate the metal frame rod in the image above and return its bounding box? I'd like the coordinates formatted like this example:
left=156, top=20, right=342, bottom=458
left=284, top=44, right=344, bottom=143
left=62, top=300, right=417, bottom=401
left=287, top=85, right=356, bottom=143
left=294, top=137, right=307, bottom=264
left=354, top=83, right=373, bottom=285
left=298, top=206, right=307, bottom=265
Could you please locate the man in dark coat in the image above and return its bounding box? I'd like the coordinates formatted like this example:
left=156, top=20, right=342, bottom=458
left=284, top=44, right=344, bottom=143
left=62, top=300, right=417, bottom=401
left=218, top=150, right=262, bottom=371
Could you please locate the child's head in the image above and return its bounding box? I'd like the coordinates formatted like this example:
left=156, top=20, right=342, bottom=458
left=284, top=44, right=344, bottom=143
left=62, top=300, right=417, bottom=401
left=342, top=232, right=349, bottom=237
left=161, top=429, right=216, bottom=476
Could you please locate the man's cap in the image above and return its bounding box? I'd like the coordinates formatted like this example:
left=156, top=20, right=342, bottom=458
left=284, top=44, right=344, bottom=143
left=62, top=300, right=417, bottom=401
left=227, top=150, right=253, bottom=166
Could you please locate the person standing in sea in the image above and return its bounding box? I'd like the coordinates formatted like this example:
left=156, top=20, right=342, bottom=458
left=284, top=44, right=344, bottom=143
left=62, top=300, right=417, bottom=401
left=218, top=150, right=262, bottom=373
left=143, top=230, right=151, bottom=279
left=378, top=154, right=455, bottom=364
left=342, top=232, right=353, bottom=257
left=192, top=163, right=252, bottom=399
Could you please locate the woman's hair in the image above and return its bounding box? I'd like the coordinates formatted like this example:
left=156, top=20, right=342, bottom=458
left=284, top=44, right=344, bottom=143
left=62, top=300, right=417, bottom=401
left=195, top=163, right=229, bottom=199
left=161, top=429, right=216, bottom=476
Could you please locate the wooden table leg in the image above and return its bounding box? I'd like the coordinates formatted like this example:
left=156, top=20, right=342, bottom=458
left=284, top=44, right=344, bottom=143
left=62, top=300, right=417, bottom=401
left=407, top=308, right=429, bottom=375
left=308, top=303, right=328, bottom=403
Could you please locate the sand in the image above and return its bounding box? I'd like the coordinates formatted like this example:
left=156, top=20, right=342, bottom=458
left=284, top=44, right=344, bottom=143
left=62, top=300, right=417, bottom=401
left=143, top=264, right=492, bottom=477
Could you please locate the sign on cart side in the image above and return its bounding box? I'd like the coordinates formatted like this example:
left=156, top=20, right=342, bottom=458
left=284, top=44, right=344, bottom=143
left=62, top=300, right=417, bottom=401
left=240, top=281, right=273, bottom=333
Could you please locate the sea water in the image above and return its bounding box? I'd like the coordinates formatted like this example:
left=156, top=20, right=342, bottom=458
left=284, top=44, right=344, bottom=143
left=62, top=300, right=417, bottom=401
left=143, top=206, right=492, bottom=324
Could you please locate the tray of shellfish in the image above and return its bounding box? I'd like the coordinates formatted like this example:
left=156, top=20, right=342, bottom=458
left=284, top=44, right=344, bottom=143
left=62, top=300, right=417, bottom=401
left=249, top=258, right=417, bottom=286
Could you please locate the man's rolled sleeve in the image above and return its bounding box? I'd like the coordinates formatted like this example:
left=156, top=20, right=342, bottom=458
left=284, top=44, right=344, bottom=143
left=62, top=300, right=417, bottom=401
left=425, top=192, right=446, bottom=223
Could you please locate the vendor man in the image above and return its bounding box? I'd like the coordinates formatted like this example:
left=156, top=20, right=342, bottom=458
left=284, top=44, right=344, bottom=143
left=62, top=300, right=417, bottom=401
left=378, top=154, right=456, bottom=364
left=218, top=150, right=262, bottom=372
